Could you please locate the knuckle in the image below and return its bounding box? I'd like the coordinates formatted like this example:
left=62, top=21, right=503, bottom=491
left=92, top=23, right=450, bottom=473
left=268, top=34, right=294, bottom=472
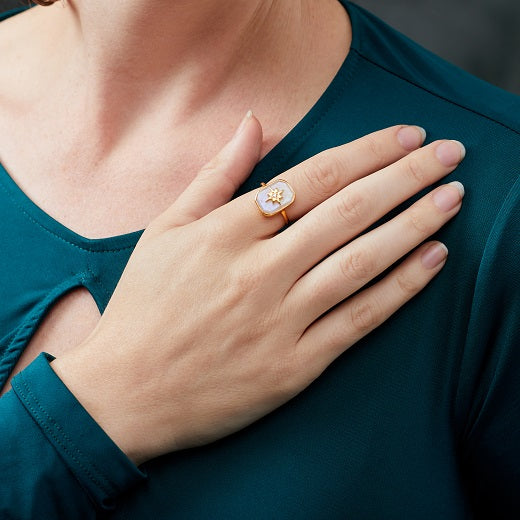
left=200, top=153, right=224, bottom=174
left=231, top=265, right=264, bottom=295
left=271, top=351, right=301, bottom=398
left=349, top=300, right=380, bottom=335
left=303, top=152, right=342, bottom=199
left=336, top=189, right=366, bottom=227
left=204, top=217, right=228, bottom=244
left=228, top=248, right=280, bottom=297
left=274, top=345, right=322, bottom=398
left=407, top=206, right=433, bottom=235
left=140, top=218, right=165, bottom=239
left=395, top=270, right=422, bottom=296
left=199, top=161, right=239, bottom=195
left=340, top=248, right=375, bottom=283
left=365, top=135, right=387, bottom=166
left=405, top=157, right=427, bottom=184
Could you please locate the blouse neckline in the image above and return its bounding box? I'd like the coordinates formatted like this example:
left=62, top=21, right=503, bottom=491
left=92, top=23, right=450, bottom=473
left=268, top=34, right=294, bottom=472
left=0, top=0, right=359, bottom=252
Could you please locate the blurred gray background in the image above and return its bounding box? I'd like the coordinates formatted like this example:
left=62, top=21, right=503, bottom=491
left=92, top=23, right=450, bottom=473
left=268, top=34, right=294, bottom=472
left=1, top=0, right=519, bottom=95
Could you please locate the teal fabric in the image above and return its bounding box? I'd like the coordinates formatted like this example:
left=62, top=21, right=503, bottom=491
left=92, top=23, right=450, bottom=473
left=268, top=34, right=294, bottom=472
left=3, top=353, right=145, bottom=518
left=0, top=2, right=519, bottom=519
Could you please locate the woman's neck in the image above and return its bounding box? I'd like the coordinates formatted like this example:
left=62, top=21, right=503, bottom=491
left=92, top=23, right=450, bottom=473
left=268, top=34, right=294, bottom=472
left=65, top=1, right=298, bottom=104
left=17, top=0, right=350, bottom=161
left=0, top=0, right=350, bottom=237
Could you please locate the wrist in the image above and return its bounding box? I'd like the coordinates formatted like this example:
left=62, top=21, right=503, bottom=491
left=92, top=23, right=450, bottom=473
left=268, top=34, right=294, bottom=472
left=50, top=346, right=153, bottom=465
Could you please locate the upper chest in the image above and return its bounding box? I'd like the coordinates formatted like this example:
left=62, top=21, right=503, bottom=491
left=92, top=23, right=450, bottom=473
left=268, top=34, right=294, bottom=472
left=0, top=103, right=229, bottom=393
left=0, top=110, right=219, bottom=239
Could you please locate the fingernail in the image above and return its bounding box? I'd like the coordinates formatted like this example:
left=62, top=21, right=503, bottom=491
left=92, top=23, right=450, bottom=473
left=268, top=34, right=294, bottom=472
left=421, top=243, right=448, bottom=269
left=435, top=140, right=466, bottom=167
left=433, top=181, right=465, bottom=212
left=397, top=126, right=427, bottom=151
left=233, top=109, right=253, bottom=139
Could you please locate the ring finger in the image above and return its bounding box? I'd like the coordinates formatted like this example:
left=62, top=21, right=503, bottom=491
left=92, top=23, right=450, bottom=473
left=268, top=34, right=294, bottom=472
left=214, top=125, right=426, bottom=237
left=295, top=240, right=449, bottom=375
left=284, top=181, right=464, bottom=325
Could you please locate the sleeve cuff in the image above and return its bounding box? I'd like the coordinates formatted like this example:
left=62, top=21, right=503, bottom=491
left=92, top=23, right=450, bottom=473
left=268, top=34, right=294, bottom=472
left=11, top=352, right=146, bottom=510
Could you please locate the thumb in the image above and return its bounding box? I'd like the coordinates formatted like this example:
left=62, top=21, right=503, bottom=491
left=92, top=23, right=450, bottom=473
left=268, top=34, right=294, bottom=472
left=158, top=110, right=263, bottom=228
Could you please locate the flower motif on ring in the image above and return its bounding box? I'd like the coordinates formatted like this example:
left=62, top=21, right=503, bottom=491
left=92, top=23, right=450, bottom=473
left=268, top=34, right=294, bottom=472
left=255, top=179, right=295, bottom=217
left=266, top=188, right=285, bottom=205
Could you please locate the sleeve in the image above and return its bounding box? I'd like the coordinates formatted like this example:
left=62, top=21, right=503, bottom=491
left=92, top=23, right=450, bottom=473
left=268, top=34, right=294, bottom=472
left=456, top=177, right=520, bottom=518
left=0, top=353, right=146, bottom=520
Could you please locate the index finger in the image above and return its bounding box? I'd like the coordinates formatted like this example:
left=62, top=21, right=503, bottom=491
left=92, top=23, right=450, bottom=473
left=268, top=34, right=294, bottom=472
left=219, top=125, right=426, bottom=238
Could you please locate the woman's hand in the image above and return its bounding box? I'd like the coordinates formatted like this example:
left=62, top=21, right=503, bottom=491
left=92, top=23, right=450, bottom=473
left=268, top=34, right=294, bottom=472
left=52, top=113, right=465, bottom=465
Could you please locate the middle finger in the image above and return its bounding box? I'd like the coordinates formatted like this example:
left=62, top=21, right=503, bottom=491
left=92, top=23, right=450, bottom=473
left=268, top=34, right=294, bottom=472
left=274, top=139, right=465, bottom=276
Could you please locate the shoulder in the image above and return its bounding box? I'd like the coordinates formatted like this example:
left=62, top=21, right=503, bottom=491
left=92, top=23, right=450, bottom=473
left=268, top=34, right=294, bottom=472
left=332, top=1, right=519, bottom=244
left=344, top=1, right=520, bottom=136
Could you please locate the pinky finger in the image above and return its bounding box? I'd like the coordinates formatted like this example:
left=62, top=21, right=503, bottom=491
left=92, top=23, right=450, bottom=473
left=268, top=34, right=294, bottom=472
left=298, top=241, right=448, bottom=370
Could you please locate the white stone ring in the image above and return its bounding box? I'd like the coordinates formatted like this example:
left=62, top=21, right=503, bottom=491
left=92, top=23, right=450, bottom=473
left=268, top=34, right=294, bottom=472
left=255, top=179, right=296, bottom=226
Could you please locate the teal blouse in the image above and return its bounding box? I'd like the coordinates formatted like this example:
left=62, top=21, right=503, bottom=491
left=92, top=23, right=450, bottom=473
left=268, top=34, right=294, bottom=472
left=1, top=2, right=519, bottom=519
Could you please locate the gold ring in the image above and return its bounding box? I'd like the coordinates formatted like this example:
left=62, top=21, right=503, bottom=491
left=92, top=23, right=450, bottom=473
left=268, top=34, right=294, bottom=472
left=255, top=179, right=295, bottom=225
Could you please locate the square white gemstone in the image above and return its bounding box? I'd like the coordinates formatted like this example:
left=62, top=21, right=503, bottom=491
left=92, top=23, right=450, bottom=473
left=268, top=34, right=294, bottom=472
left=255, top=180, right=295, bottom=216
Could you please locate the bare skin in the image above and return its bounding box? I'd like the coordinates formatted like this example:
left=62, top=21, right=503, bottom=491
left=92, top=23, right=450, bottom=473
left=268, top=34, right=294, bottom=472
left=0, top=0, right=350, bottom=389
left=0, top=0, right=466, bottom=463
left=52, top=119, right=465, bottom=464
